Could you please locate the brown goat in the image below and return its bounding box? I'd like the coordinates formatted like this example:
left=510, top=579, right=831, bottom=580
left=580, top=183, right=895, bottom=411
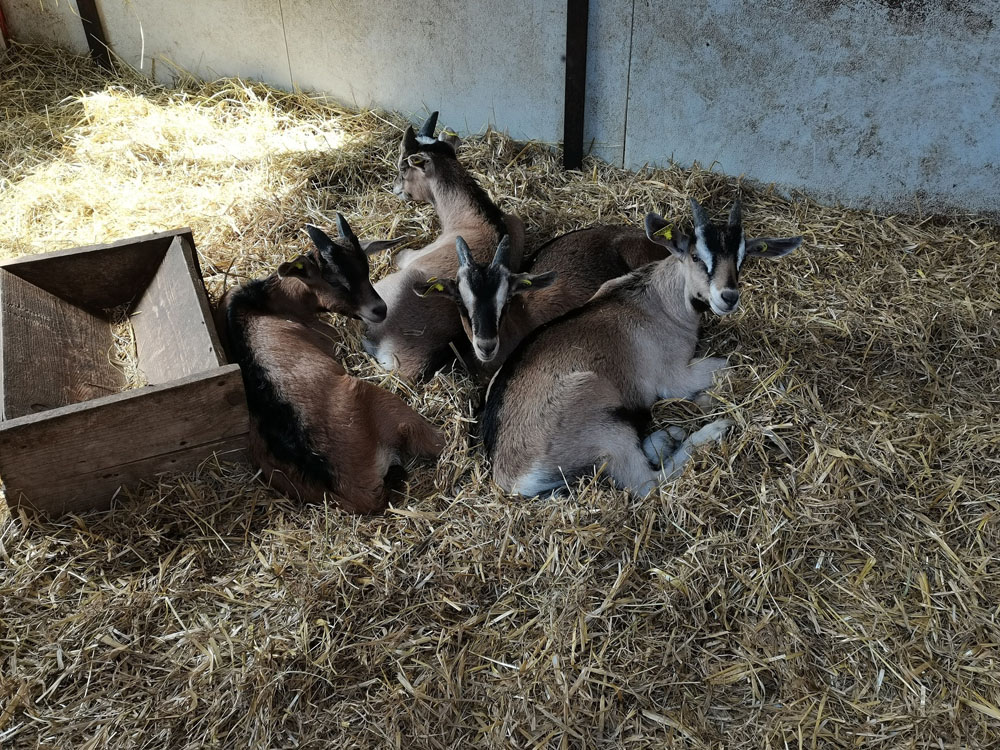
left=415, top=224, right=672, bottom=375
left=217, top=216, right=444, bottom=513
left=482, top=199, right=802, bottom=497
left=362, top=112, right=524, bottom=381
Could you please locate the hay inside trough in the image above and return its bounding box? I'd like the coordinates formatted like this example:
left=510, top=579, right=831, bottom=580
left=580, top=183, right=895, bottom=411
left=2, top=43, right=1000, bottom=749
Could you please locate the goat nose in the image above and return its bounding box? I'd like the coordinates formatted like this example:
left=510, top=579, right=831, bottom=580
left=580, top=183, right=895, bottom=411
left=478, top=339, right=499, bottom=359
left=721, top=290, right=740, bottom=307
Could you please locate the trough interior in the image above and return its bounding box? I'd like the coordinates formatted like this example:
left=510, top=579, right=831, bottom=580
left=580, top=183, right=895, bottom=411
left=0, top=231, right=224, bottom=421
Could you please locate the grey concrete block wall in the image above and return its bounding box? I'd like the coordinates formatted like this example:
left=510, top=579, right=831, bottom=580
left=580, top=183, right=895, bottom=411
left=3, top=0, right=998, bottom=213
left=622, top=0, right=1000, bottom=213
left=281, top=0, right=566, bottom=143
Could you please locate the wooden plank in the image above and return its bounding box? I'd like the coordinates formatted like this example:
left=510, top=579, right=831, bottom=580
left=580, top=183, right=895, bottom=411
left=0, top=228, right=191, bottom=313
left=0, top=270, right=121, bottom=420
left=3, top=436, right=248, bottom=516
left=0, top=366, right=249, bottom=515
left=132, top=236, right=224, bottom=383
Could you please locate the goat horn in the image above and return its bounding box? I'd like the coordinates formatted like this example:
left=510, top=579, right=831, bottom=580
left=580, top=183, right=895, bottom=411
left=418, top=111, right=439, bottom=139
left=491, top=236, right=511, bottom=268
left=455, top=236, right=473, bottom=268
left=728, top=199, right=742, bottom=226
left=689, top=198, right=709, bottom=228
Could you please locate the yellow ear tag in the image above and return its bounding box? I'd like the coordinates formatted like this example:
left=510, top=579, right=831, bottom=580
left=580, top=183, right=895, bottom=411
left=293, top=261, right=304, bottom=269
left=520, top=278, right=532, bottom=286
left=409, top=155, right=425, bottom=165
left=432, top=283, right=444, bottom=292
left=654, top=225, right=673, bottom=240
left=760, top=242, right=768, bottom=252
left=442, top=129, right=458, bottom=138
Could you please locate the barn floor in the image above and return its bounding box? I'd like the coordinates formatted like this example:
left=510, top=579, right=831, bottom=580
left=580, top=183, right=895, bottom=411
left=2, top=44, right=999, bottom=749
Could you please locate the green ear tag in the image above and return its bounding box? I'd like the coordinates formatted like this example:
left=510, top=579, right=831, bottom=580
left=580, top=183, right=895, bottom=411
left=654, top=225, right=673, bottom=240
left=293, top=261, right=305, bottom=269
left=442, top=129, right=458, bottom=137
left=432, top=283, right=444, bottom=292
left=520, top=278, right=532, bottom=286
left=760, top=242, right=768, bottom=253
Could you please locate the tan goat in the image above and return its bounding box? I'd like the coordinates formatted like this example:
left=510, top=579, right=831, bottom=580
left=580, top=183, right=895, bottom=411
left=362, top=112, right=525, bottom=380
left=481, top=199, right=802, bottom=496
left=217, top=215, right=444, bottom=513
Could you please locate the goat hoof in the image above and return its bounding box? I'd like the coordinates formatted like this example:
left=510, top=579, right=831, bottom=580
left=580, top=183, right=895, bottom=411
left=642, top=429, right=680, bottom=465
left=688, top=418, right=733, bottom=446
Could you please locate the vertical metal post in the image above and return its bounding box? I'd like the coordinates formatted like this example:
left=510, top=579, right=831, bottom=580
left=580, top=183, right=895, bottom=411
left=563, top=0, right=589, bottom=170
left=76, top=0, right=112, bottom=69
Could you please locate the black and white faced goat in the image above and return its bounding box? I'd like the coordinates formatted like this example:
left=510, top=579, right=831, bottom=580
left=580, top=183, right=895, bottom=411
left=481, top=198, right=802, bottom=497
left=413, top=235, right=557, bottom=368
left=363, top=112, right=525, bottom=381
left=416, top=222, right=678, bottom=375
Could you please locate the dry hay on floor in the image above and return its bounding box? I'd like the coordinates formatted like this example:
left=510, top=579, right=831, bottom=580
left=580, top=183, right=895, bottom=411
left=1, top=43, right=999, bottom=750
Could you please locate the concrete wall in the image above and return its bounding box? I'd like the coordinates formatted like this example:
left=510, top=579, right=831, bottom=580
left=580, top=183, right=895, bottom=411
left=3, top=0, right=998, bottom=213
left=618, top=0, right=1000, bottom=213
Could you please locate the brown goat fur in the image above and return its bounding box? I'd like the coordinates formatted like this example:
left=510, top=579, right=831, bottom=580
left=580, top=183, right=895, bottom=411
left=218, top=220, right=444, bottom=512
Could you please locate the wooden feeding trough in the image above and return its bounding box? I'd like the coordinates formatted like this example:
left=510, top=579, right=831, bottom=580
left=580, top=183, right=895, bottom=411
left=0, top=229, right=249, bottom=515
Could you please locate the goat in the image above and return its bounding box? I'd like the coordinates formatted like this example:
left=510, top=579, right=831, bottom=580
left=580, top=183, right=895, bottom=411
left=480, top=198, right=802, bottom=497
left=217, top=214, right=444, bottom=513
left=414, top=223, right=675, bottom=374
left=362, top=112, right=525, bottom=381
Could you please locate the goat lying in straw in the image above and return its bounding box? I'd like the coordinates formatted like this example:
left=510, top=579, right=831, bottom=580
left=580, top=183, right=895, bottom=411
left=481, top=199, right=802, bottom=496
left=217, top=215, right=444, bottom=513
left=363, top=112, right=525, bottom=380
left=415, top=223, right=676, bottom=376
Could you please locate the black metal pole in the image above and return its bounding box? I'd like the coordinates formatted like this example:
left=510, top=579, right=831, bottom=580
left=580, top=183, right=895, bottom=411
left=76, top=0, right=112, bottom=70
left=563, top=0, right=589, bottom=170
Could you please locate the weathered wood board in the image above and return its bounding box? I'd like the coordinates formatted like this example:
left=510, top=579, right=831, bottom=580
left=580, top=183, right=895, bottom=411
left=132, top=235, right=224, bottom=384
left=0, top=367, right=248, bottom=515
left=0, top=229, right=249, bottom=515
left=0, top=271, right=122, bottom=419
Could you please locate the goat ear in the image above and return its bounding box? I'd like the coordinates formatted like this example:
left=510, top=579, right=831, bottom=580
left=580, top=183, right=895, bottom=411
left=359, top=236, right=407, bottom=256
left=438, top=126, right=461, bottom=149
left=644, top=212, right=686, bottom=258
left=277, top=255, right=313, bottom=279
left=407, top=153, right=428, bottom=170
left=401, top=125, right=419, bottom=155
left=412, top=276, right=458, bottom=299
left=510, top=270, right=557, bottom=296
left=745, top=236, right=802, bottom=259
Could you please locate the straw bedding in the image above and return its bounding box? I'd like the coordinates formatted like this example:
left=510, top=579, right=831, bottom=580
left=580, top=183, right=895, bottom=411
left=1, top=44, right=999, bottom=749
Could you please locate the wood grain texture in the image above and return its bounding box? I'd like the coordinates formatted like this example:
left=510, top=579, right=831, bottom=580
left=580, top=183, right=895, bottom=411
left=132, top=236, right=223, bottom=383
left=0, top=366, right=249, bottom=514
left=0, top=270, right=121, bottom=420
left=0, top=228, right=191, bottom=313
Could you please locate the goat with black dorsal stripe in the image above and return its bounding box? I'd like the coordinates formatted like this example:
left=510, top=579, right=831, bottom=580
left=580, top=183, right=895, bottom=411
left=481, top=199, right=802, bottom=497
left=414, top=222, right=676, bottom=375
left=217, top=215, right=444, bottom=513
left=362, top=112, right=525, bottom=381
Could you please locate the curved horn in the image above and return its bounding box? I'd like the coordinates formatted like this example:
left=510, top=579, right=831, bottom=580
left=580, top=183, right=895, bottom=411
left=335, top=212, right=356, bottom=242
left=455, top=236, right=473, bottom=268
left=689, top=197, right=709, bottom=228
left=418, top=111, right=439, bottom=140
left=728, top=199, right=742, bottom=227
left=491, top=235, right=511, bottom=268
